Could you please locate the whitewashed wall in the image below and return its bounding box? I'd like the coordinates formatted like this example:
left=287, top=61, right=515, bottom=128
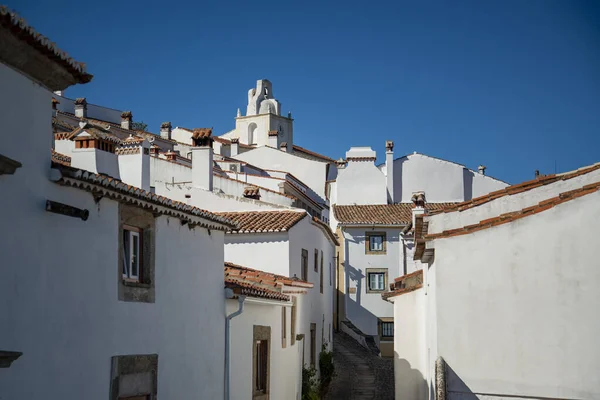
left=0, top=63, right=226, bottom=399
left=336, top=159, right=387, bottom=205
left=429, top=191, right=600, bottom=400
left=214, top=175, right=294, bottom=207
left=55, top=94, right=122, bottom=123
left=150, top=156, right=192, bottom=185
left=288, top=218, right=336, bottom=369
left=227, top=300, right=301, bottom=400
left=391, top=288, right=427, bottom=400
left=342, top=227, right=402, bottom=335
left=224, top=233, right=291, bottom=277
left=234, top=147, right=328, bottom=201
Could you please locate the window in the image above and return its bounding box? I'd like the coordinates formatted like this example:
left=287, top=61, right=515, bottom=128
left=365, top=231, right=386, bottom=254
left=301, top=249, right=308, bottom=281
left=248, top=123, right=257, bottom=145
left=255, top=340, right=268, bottom=393
left=366, top=268, right=388, bottom=293
left=381, top=321, right=394, bottom=338
left=109, top=354, right=157, bottom=400
left=253, top=325, right=270, bottom=399
left=314, top=249, right=318, bottom=272
left=320, top=250, right=324, bottom=294
left=122, top=225, right=141, bottom=282
left=310, top=323, right=316, bottom=368
left=281, top=307, right=287, bottom=348
left=119, top=205, right=155, bottom=303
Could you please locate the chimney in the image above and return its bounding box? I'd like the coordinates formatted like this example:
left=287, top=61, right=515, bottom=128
left=160, top=122, right=172, bottom=140
left=386, top=140, right=394, bottom=203
left=411, top=191, right=426, bottom=227
left=117, top=137, right=151, bottom=192
left=336, top=158, right=347, bottom=170
left=268, top=130, right=278, bottom=148
left=535, top=170, right=540, bottom=178
left=74, top=98, right=87, bottom=118
left=121, top=111, right=133, bottom=130
left=478, top=165, right=486, bottom=175
left=191, top=128, right=214, bottom=191
left=280, top=141, right=288, bottom=152
left=230, top=138, right=239, bottom=157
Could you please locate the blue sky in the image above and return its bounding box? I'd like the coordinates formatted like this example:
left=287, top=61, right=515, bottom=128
left=14, top=0, right=600, bottom=184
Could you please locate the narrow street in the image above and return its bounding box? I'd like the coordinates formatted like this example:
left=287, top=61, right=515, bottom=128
left=324, top=331, right=394, bottom=400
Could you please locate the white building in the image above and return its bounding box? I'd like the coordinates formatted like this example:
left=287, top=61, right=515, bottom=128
left=225, top=262, right=313, bottom=400
left=387, top=163, right=600, bottom=400
left=217, top=209, right=338, bottom=379
left=329, top=141, right=509, bottom=356
left=0, top=8, right=236, bottom=399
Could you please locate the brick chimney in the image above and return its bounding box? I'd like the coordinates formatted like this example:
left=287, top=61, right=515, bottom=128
left=386, top=140, right=394, bottom=203
left=191, top=128, right=214, bottom=191
left=121, top=111, right=133, bottom=130
left=230, top=138, right=239, bottom=157
left=268, top=130, right=278, bottom=148
left=74, top=98, right=87, bottom=118
left=160, top=122, right=172, bottom=140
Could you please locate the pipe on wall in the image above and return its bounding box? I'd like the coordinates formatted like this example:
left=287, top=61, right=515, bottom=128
left=224, top=290, right=246, bottom=400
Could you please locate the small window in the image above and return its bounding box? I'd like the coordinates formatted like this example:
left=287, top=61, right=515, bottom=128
left=365, top=232, right=386, bottom=254
left=255, top=340, right=268, bottom=394
left=301, top=249, right=308, bottom=281
left=366, top=268, right=388, bottom=293
left=314, top=249, right=318, bottom=272
left=381, top=321, right=394, bottom=338
left=122, top=226, right=142, bottom=282
left=310, top=323, right=316, bottom=368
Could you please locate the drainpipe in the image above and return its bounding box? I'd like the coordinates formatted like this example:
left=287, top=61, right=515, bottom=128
left=224, top=288, right=246, bottom=400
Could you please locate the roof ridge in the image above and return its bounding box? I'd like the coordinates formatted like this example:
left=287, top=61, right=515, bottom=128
left=425, top=180, right=600, bottom=241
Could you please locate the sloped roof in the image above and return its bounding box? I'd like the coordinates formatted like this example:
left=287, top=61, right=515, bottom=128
left=0, top=6, right=93, bottom=89
left=429, top=162, right=600, bottom=215
left=51, top=163, right=237, bottom=230
left=225, top=262, right=313, bottom=288
left=51, top=149, right=71, bottom=166
left=333, top=203, right=456, bottom=226
left=215, top=210, right=307, bottom=233
left=293, top=144, right=335, bottom=163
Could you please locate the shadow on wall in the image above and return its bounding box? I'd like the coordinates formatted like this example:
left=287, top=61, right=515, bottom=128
left=445, top=361, right=477, bottom=400
left=463, top=169, right=473, bottom=201
left=394, top=354, right=427, bottom=400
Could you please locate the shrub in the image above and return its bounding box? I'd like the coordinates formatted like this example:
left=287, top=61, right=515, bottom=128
left=319, top=342, right=335, bottom=389
left=302, top=365, right=319, bottom=400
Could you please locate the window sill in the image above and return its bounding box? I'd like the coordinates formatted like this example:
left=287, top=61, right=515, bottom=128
left=365, top=252, right=387, bottom=255
left=122, top=280, right=151, bottom=289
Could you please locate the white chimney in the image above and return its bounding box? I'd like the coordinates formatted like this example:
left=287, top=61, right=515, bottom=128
left=160, top=122, right=172, bottom=140
left=478, top=165, right=486, bottom=175
left=230, top=138, right=239, bottom=157
left=74, top=98, right=87, bottom=118
left=121, top=111, right=133, bottom=130
left=117, top=137, right=151, bottom=192
left=386, top=140, right=394, bottom=203
left=411, top=191, right=426, bottom=227
left=268, top=130, right=278, bottom=148
left=191, top=129, right=214, bottom=191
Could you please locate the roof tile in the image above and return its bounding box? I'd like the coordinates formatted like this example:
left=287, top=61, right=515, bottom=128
left=334, top=203, right=457, bottom=226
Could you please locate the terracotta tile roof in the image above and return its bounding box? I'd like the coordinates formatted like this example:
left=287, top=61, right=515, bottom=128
left=52, top=117, right=77, bottom=134
left=333, top=203, right=457, bottom=226
left=243, top=186, right=260, bottom=197
left=225, top=279, right=290, bottom=301
left=382, top=269, right=423, bottom=300
left=191, top=128, right=212, bottom=139
left=62, top=122, right=123, bottom=144
left=216, top=210, right=307, bottom=234
left=346, top=157, right=377, bottom=162
left=430, top=163, right=600, bottom=215
left=292, top=144, right=335, bottom=163
left=0, top=6, right=93, bottom=87
left=311, top=217, right=340, bottom=246
left=425, top=181, right=600, bottom=242
left=50, top=149, right=71, bottom=166
left=51, top=163, right=237, bottom=230
left=225, top=262, right=313, bottom=288
left=268, top=130, right=279, bottom=136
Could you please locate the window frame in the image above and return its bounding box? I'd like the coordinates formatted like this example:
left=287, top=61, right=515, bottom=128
left=255, top=339, right=268, bottom=394
left=122, top=225, right=142, bottom=282
left=381, top=321, right=394, bottom=338
left=365, top=231, right=387, bottom=255
left=365, top=268, right=388, bottom=293
left=301, top=249, right=308, bottom=281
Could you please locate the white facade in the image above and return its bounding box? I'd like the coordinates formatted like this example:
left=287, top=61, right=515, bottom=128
left=390, top=167, right=600, bottom=400
left=0, top=60, right=228, bottom=399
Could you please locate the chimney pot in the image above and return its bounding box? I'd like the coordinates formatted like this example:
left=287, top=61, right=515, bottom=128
left=386, top=141, right=395, bottom=203
left=535, top=170, right=540, bottom=178
left=386, top=140, right=394, bottom=152
left=279, top=141, right=288, bottom=151
left=230, top=138, right=239, bottom=157
left=74, top=97, right=87, bottom=118
left=121, top=111, right=133, bottom=130
left=478, top=165, right=486, bottom=175
left=160, top=122, right=172, bottom=140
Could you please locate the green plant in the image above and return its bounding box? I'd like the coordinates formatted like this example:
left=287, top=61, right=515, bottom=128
left=319, top=342, right=335, bottom=389
left=302, top=365, right=319, bottom=400
left=131, top=121, right=148, bottom=131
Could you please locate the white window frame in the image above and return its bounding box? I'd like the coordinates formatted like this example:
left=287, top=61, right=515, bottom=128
left=370, top=235, right=384, bottom=251
left=122, top=226, right=141, bottom=282
left=368, top=272, right=385, bottom=291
